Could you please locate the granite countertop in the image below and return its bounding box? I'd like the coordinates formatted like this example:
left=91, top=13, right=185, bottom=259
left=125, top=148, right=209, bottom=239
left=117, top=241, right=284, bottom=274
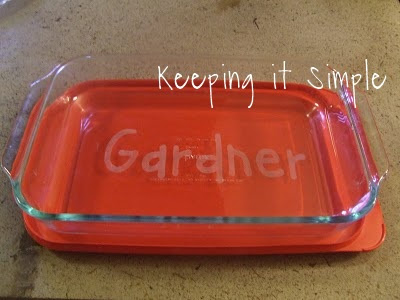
left=0, top=0, right=399, bottom=299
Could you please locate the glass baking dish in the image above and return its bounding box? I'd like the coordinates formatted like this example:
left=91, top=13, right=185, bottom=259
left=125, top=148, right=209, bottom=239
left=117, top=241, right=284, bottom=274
left=1, top=55, right=388, bottom=252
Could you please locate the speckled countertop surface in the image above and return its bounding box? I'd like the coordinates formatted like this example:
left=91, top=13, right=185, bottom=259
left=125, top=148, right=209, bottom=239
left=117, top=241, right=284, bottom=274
left=0, top=0, right=399, bottom=299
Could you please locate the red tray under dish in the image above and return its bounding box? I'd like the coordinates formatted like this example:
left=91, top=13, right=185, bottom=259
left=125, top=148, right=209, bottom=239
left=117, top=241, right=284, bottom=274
left=6, top=79, right=385, bottom=254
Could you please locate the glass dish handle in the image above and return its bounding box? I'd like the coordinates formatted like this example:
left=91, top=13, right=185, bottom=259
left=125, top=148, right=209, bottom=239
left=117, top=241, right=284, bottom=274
left=1, top=66, right=58, bottom=179
left=340, top=85, right=389, bottom=184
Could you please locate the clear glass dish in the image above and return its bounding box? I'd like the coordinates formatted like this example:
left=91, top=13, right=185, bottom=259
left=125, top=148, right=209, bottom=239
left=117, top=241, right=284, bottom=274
left=1, top=55, right=389, bottom=250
